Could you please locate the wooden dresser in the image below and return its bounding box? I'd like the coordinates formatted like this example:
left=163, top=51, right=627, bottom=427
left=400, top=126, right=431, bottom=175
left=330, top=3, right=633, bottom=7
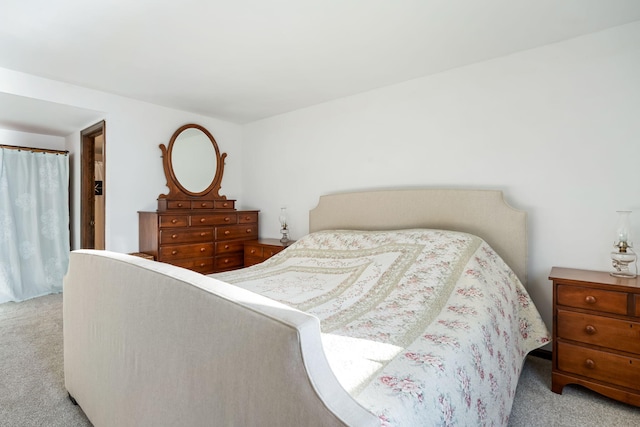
left=550, top=267, right=640, bottom=406
left=140, top=123, right=262, bottom=275
left=244, top=239, right=293, bottom=267
left=139, top=201, right=258, bottom=274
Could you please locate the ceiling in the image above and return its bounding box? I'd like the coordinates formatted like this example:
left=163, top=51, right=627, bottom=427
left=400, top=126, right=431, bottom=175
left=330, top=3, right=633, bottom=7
left=0, top=93, right=104, bottom=137
left=1, top=0, right=640, bottom=135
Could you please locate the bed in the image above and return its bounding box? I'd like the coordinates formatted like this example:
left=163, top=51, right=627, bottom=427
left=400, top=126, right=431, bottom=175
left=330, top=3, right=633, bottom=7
left=211, top=188, right=550, bottom=426
left=63, top=188, right=549, bottom=427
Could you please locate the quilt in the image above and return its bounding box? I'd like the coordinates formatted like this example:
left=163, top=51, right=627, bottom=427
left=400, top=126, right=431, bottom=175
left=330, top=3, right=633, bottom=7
left=212, top=229, right=550, bottom=426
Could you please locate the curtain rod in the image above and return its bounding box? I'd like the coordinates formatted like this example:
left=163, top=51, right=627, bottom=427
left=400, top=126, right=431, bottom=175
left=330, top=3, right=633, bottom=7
left=0, top=144, right=69, bottom=155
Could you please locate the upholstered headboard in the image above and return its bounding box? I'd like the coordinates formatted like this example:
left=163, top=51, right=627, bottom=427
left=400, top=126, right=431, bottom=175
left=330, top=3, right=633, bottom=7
left=309, top=189, right=527, bottom=285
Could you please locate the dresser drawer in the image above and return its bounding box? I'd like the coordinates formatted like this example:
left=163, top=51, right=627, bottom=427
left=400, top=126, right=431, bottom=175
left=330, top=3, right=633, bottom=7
left=557, top=284, right=628, bottom=315
left=158, top=215, right=189, bottom=228
left=140, top=208, right=258, bottom=274
left=166, top=200, right=190, bottom=209
left=215, top=225, right=258, bottom=241
left=169, top=257, right=215, bottom=274
left=159, top=243, right=214, bottom=260
left=215, top=254, right=244, bottom=271
left=191, top=201, right=215, bottom=209
left=557, top=341, right=640, bottom=391
left=214, top=200, right=235, bottom=210
left=191, top=213, right=237, bottom=226
left=160, top=228, right=213, bottom=244
left=558, top=309, right=640, bottom=354
left=215, top=240, right=246, bottom=255
left=238, top=212, right=258, bottom=224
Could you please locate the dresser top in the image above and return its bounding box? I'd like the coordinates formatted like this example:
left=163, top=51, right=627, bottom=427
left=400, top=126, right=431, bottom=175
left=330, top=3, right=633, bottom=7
left=550, top=267, right=640, bottom=290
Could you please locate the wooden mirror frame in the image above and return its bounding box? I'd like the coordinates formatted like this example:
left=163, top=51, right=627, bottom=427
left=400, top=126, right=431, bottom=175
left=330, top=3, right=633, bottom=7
left=158, top=124, right=227, bottom=202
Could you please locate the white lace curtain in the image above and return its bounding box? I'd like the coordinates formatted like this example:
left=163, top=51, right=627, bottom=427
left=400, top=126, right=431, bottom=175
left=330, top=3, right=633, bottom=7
left=0, top=147, right=70, bottom=303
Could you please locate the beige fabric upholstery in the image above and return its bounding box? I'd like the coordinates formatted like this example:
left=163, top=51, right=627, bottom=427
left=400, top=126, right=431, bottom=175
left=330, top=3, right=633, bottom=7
left=309, top=189, right=527, bottom=285
left=63, top=250, right=378, bottom=427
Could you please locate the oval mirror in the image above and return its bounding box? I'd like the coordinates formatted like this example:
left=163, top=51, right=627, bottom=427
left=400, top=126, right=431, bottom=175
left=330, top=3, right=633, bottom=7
left=164, top=124, right=224, bottom=197
left=171, top=127, right=216, bottom=194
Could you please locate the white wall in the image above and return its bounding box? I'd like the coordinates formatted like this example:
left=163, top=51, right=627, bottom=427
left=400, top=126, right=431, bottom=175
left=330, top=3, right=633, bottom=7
left=0, top=68, right=244, bottom=252
left=242, top=21, right=640, bottom=333
left=0, top=128, right=66, bottom=151
left=2, top=21, right=639, bottom=335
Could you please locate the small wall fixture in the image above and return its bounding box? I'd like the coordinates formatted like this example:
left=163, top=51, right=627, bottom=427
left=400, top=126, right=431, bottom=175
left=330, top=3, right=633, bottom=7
left=611, top=210, right=637, bottom=278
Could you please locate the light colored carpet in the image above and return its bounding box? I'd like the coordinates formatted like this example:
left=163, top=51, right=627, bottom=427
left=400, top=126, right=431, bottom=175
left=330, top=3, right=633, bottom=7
left=1, top=293, right=639, bottom=426
left=0, top=293, right=89, bottom=426
left=509, top=353, right=640, bottom=426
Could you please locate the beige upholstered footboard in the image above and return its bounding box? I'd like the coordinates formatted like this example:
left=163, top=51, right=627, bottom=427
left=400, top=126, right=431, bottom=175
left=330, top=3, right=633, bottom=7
left=63, top=250, right=378, bottom=426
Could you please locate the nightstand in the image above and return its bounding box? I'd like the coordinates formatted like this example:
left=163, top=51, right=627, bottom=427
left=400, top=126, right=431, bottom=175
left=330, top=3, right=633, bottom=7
left=549, top=267, right=640, bottom=406
left=244, top=239, right=294, bottom=267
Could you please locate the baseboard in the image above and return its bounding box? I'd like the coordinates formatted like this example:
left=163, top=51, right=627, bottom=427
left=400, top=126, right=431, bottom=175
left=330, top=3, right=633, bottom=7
left=529, top=348, right=552, bottom=360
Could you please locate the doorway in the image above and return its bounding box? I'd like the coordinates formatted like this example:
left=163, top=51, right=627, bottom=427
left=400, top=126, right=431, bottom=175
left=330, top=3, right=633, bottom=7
left=80, top=121, right=106, bottom=249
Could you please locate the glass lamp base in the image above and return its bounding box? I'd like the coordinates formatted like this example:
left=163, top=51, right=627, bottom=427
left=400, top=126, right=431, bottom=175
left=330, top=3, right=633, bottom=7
left=611, top=251, right=637, bottom=278
left=610, top=271, right=637, bottom=278
left=280, top=228, right=289, bottom=244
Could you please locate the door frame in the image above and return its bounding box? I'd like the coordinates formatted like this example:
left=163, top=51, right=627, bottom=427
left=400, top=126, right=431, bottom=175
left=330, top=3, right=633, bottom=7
left=80, top=120, right=105, bottom=249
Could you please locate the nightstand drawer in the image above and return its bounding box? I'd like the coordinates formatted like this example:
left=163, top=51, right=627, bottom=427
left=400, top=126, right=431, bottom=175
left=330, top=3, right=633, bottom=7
left=558, top=309, right=640, bottom=353
left=263, top=246, right=283, bottom=258
left=558, top=341, right=640, bottom=391
left=557, top=284, right=628, bottom=315
left=244, top=244, right=264, bottom=258
left=243, top=239, right=292, bottom=266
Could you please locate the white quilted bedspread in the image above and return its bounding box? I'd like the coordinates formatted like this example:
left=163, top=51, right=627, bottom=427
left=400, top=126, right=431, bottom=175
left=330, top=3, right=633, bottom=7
left=212, top=229, right=550, bottom=426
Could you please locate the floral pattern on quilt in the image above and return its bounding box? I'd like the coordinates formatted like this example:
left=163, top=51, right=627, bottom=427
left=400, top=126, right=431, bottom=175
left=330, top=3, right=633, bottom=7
left=213, top=229, right=550, bottom=426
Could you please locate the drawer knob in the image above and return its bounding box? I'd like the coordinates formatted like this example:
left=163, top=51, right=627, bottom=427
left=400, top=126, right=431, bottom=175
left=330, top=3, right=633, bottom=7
left=171, top=234, right=177, bottom=239
left=225, top=217, right=231, bottom=222
left=200, top=247, right=206, bottom=252
left=585, top=359, right=595, bottom=369
left=200, top=218, right=206, bottom=223
left=224, top=230, right=230, bottom=235
left=246, top=228, right=252, bottom=233
left=171, top=250, right=177, bottom=255
left=201, top=203, right=206, bottom=207
left=585, top=295, right=597, bottom=304
left=177, top=203, right=183, bottom=207
left=224, top=259, right=229, bottom=264
left=585, top=325, right=597, bottom=335
left=171, top=219, right=178, bottom=224
left=250, top=249, right=256, bottom=254
left=200, top=263, right=205, bottom=267
left=223, top=202, right=229, bottom=207
left=224, top=244, right=230, bottom=249
left=200, top=232, right=206, bottom=237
